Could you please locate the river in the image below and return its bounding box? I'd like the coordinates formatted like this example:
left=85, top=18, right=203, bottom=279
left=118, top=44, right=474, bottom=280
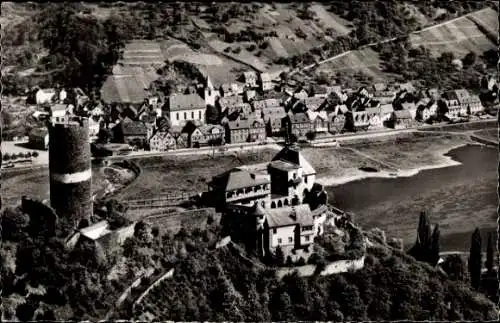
left=327, top=144, right=498, bottom=252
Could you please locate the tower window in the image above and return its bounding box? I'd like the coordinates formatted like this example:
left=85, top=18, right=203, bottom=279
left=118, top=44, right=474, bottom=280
left=288, top=237, right=293, bottom=243
left=184, top=112, right=187, bottom=119
left=277, top=238, right=282, bottom=244
left=176, top=112, right=179, bottom=120
left=199, top=111, right=202, bottom=119
left=191, top=111, right=194, bottom=119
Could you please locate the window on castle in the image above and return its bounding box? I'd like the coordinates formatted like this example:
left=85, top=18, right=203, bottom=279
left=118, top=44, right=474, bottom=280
left=184, top=112, right=187, bottom=119
left=288, top=237, right=293, bottom=243
left=304, top=176, right=308, bottom=183
left=176, top=113, right=179, bottom=120
left=273, top=228, right=277, bottom=234
left=199, top=111, right=202, bottom=119
left=191, top=111, right=194, bottom=119
left=277, top=238, right=282, bottom=244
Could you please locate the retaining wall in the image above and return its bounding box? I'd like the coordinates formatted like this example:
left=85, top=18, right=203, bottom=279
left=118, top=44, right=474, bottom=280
left=133, top=268, right=175, bottom=309
left=275, top=255, right=365, bottom=280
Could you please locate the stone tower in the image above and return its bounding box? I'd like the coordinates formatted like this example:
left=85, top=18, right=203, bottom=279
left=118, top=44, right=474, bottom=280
left=48, top=116, right=92, bottom=230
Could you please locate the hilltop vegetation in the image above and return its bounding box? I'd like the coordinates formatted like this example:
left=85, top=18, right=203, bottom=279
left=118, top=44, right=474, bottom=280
left=2, top=2, right=497, bottom=96
left=122, top=227, right=497, bottom=321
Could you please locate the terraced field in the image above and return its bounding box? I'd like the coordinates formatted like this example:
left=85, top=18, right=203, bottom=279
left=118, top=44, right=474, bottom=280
left=409, top=7, right=498, bottom=57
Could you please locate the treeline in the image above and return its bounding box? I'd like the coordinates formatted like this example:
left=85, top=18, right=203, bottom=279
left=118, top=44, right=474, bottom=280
left=378, top=38, right=498, bottom=91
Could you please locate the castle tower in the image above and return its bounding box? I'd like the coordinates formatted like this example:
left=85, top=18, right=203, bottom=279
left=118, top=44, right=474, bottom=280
left=48, top=116, right=92, bottom=229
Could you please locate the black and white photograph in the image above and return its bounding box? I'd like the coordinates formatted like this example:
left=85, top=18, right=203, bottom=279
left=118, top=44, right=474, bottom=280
left=1, top=1, right=499, bottom=321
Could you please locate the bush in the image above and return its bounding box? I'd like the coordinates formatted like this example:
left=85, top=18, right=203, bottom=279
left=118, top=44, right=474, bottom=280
left=32, top=151, right=39, bottom=158
left=3, top=153, right=11, bottom=161
left=259, top=41, right=269, bottom=50
left=247, top=44, right=256, bottom=51
left=232, top=47, right=241, bottom=54
left=223, top=47, right=231, bottom=53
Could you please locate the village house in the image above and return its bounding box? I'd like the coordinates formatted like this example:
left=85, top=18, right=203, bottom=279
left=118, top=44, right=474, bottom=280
left=262, top=106, right=287, bottom=124
left=35, top=88, right=57, bottom=105
left=225, top=118, right=266, bottom=144
left=390, top=110, right=414, bottom=129
left=306, top=110, right=329, bottom=133
left=170, top=127, right=189, bottom=149
left=244, top=71, right=258, bottom=88
left=293, top=97, right=326, bottom=113
left=308, top=85, right=329, bottom=98
left=29, top=128, right=49, bottom=150
left=88, top=116, right=101, bottom=141
left=260, top=72, right=274, bottom=92
left=415, top=98, right=434, bottom=122
left=244, top=89, right=257, bottom=102
left=189, top=124, right=226, bottom=147
left=220, top=83, right=241, bottom=97
left=149, top=131, right=176, bottom=151
left=89, top=102, right=106, bottom=117
left=401, top=102, right=418, bottom=119
left=365, top=107, right=383, bottom=130
left=357, top=86, right=373, bottom=98
left=218, top=95, right=245, bottom=114
left=113, top=118, right=148, bottom=148
left=266, top=117, right=284, bottom=137
left=345, top=109, right=370, bottom=132
left=329, top=114, right=346, bottom=134
left=252, top=98, right=282, bottom=112
left=398, top=81, right=417, bottom=93
left=293, top=88, right=309, bottom=100
left=46, top=103, right=68, bottom=119
left=379, top=103, right=394, bottom=122
left=163, top=93, right=207, bottom=127
left=444, top=89, right=483, bottom=116
left=283, top=112, right=311, bottom=140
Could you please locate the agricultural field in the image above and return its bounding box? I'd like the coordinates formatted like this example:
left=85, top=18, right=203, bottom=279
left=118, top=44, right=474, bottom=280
left=309, top=4, right=352, bottom=36
left=409, top=7, right=498, bottom=57
left=314, top=48, right=387, bottom=81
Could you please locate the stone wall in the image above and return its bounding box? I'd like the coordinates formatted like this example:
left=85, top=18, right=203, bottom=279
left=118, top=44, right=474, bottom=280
left=275, top=255, right=365, bottom=280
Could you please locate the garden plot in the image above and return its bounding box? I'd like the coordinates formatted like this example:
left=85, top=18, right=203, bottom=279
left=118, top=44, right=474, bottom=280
left=467, top=7, right=498, bottom=39
left=208, top=39, right=269, bottom=71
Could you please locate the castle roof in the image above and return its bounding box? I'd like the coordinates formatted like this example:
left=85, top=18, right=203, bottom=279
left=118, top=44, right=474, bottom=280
left=210, top=168, right=270, bottom=191
left=265, top=204, right=313, bottom=228
left=272, top=145, right=315, bottom=175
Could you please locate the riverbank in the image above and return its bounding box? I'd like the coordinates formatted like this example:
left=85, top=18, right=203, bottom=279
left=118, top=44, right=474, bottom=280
left=315, top=141, right=468, bottom=187
left=328, top=144, right=497, bottom=252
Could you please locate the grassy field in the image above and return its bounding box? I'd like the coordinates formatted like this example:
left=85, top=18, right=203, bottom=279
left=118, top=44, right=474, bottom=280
left=315, top=48, right=387, bottom=81
left=473, top=128, right=498, bottom=141
left=115, top=149, right=279, bottom=200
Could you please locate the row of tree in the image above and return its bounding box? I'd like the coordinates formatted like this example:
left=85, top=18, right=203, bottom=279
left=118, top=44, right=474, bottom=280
left=3, top=151, right=39, bottom=161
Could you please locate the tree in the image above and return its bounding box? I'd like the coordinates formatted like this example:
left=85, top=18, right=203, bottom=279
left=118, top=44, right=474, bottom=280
left=206, top=105, right=220, bottom=124
left=3, top=153, right=11, bottom=161
left=409, top=211, right=432, bottom=263
left=468, top=228, right=482, bottom=290
left=31, top=151, right=39, bottom=158
left=1, top=208, right=30, bottom=241
left=442, top=254, right=466, bottom=281
left=462, top=51, right=476, bottom=67
left=430, top=224, right=440, bottom=266
left=275, top=246, right=285, bottom=266
left=305, top=131, right=317, bottom=141
left=485, top=232, right=494, bottom=273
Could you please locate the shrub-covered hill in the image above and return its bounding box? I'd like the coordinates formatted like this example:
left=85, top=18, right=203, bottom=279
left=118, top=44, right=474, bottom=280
left=127, top=229, right=498, bottom=322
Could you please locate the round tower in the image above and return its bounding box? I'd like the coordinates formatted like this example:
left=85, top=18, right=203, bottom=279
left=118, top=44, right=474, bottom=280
left=48, top=116, right=92, bottom=229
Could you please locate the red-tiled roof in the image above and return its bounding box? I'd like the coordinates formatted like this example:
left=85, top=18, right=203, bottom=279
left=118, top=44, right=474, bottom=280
left=266, top=204, right=314, bottom=228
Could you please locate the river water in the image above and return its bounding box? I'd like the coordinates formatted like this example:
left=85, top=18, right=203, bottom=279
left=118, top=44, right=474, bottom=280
left=326, top=144, right=498, bottom=251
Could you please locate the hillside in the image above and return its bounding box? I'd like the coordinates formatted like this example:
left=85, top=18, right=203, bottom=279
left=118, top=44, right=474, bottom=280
left=2, top=2, right=498, bottom=96
left=120, top=228, right=498, bottom=322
